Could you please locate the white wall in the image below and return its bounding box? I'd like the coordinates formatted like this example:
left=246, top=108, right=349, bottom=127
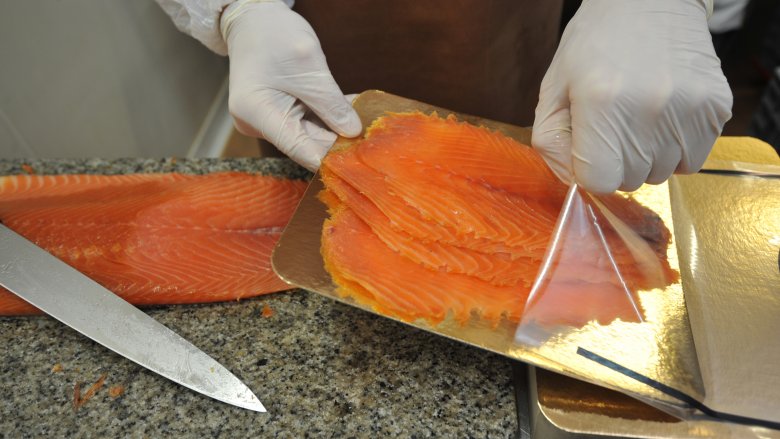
left=0, top=0, right=228, bottom=158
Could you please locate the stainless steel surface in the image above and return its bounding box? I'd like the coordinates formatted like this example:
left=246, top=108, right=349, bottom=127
left=0, top=224, right=265, bottom=412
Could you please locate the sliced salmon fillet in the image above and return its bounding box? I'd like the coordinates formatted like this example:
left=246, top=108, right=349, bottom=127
left=320, top=112, right=678, bottom=327
left=357, top=152, right=558, bottom=250
left=361, top=112, right=568, bottom=199
left=322, top=141, right=534, bottom=258
left=0, top=172, right=306, bottom=315
left=322, top=207, right=527, bottom=325
left=319, top=169, right=539, bottom=286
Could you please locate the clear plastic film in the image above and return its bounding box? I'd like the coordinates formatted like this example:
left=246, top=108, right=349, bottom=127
left=513, top=170, right=780, bottom=435
left=511, top=183, right=701, bottom=412
left=516, top=184, right=672, bottom=341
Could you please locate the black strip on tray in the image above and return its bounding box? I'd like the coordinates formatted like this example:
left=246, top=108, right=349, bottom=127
left=576, top=347, right=780, bottom=431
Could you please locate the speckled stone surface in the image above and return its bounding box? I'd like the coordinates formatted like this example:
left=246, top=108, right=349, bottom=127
left=0, top=158, right=518, bottom=438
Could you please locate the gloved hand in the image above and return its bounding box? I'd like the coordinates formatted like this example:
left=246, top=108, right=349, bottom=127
left=220, top=0, right=362, bottom=171
left=532, top=0, right=733, bottom=194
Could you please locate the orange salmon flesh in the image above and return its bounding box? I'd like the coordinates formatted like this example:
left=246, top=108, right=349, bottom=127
left=0, top=172, right=306, bottom=315
left=319, top=112, right=677, bottom=327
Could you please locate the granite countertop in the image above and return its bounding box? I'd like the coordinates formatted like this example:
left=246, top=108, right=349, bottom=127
left=0, top=158, right=518, bottom=438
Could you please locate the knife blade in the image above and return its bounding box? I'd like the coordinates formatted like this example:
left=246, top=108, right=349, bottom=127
left=0, top=223, right=265, bottom=412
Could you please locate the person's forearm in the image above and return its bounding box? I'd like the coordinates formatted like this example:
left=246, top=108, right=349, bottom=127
left=709, top=0, right=751, bottom=33
left=154, top=0, right=294, bottom=55
left=154, top=0, right=235, bottom=55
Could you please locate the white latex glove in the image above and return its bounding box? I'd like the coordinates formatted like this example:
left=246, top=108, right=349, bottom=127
left=532, top=0, right=733, bottom=194
left=221, top=0, right=362, bottom=171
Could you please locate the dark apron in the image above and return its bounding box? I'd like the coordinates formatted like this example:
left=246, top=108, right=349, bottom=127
left=294, top=0, right=563, bottom=126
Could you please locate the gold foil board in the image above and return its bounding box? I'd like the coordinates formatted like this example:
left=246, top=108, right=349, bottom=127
left=272, top=90, right=700, bottom=423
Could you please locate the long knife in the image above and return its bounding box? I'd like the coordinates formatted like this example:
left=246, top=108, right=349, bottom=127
left=0, top=223, right=265, bottom=412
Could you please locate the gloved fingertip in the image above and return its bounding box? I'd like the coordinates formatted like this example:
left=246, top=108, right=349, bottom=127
left=292, top=148, right=325, bottom=172
left=573, top=159, right=621, bottom=194
left=541, top=158, right=574, bottom=185
left=570, top=128, right=622, bottom=194
left=531, top=123, right=574, bottom=185
left=300, top=157, right=321, bottom=172
left=303, top=92, right=363, bottom=138
left=531, top=113, right=573, bottom=180
left=618, top=180, right=644, bottom=193
left=337, top=110, right=362, bottom=138
left=287, top=122, right=337, bottom=172
left=576, top=179, right=621, bottom=195
left=575, top=175, right=621, bottom=195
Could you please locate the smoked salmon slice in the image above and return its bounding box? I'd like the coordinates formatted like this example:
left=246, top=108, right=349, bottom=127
left=0, top=172, right=306, bottom=315
left=320, top=112, right=677, bottom=327
left=359, top=112, right=568, bottom=199
left=323, top=140, right=538, bottom=258
left=321, top=207, right=526, bottom=324
left=319, top=167, right=541, bottom=287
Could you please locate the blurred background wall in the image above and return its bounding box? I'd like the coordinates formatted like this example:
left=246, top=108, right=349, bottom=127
left=0, top=0, right=228, bottom=158
left=1, top=1, right=777, bottom=159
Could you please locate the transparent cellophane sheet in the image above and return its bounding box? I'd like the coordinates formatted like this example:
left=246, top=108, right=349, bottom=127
left=514, top=160, right=780, bottom=434
left=512, top=182, right=705, bottom=420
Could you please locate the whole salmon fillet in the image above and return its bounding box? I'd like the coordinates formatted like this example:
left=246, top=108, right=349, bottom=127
left=320, top=112, right=677, bottom=327
left=0, top=172, right=306, bottom=315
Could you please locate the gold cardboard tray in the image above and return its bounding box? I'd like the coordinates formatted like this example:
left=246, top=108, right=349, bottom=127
left=528, top=139, right=780, bottom=437
left=272, top=90, right=700, bottom=417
